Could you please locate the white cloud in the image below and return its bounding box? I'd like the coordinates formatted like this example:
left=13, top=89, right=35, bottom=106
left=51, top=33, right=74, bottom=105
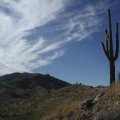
left=0, top=0, right=109, bottom=74
left=0, top=0, right=67, bottom=74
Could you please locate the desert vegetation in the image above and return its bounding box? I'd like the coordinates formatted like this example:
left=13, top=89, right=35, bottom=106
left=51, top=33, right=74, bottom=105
left=101, top=9, right=119, bottom=86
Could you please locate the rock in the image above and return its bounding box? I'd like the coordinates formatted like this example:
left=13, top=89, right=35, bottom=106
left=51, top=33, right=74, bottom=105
left=81, top=98, right=94, bottom=110
left=93, top=93, right=103, bottom=103
left=81, top=93, right=103, bottom=110
left=116, top=101, right=119, bottom=106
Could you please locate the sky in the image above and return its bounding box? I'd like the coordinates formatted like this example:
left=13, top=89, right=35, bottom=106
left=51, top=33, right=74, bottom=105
left=0, top=0, right=120, bottom=86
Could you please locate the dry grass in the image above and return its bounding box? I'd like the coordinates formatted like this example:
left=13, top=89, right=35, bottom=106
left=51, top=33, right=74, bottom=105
left=105, top=81, right=120, bottom=102
left=93, top=81, right=120, bottom=120
left=31, top=82, right=120, bottom=120
left=94, top=109, right=120, bottom=120
left=39, top=85, right=105, bottom=120
left=0, top=84, right=112, bottom=120
left=42, top=101, right=79, bottom=120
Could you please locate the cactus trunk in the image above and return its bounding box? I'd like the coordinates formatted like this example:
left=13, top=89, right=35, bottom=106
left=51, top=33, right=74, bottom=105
left=109, top=61, right=115, bottom=85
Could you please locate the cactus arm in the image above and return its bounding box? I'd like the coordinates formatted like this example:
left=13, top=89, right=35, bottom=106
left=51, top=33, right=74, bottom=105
left=106, top=38, right=109, bottom=53
left=114, top=22, right=119, bottom=61
left=105, top=29, right=109, bottom=54
left=101, top=42, right=110, bottom=60
left=105, top=29, right=109, bottom=40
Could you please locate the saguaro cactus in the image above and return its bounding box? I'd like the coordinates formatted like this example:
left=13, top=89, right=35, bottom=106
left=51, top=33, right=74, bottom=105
left=101, top=9, right=119, bottom=86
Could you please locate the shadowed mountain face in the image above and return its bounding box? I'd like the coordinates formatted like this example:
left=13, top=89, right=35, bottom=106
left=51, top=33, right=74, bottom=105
left=0, top=72, right=70, bottom=99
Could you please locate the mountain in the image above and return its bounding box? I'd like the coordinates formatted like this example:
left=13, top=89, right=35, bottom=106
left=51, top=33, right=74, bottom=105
left=0, top=72, right=70, bottom=99
left=0, top=73, right=120, bottom=120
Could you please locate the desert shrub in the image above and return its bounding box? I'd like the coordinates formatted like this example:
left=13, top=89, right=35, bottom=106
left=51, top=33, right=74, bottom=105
left=94, top=109, right=120, bottom=120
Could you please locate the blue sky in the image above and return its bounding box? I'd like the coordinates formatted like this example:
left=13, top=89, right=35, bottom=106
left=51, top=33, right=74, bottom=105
left=0, top=0, right=120, bottom=86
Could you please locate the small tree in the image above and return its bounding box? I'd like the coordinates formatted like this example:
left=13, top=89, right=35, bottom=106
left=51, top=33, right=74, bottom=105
left=101, top=9, right=119, bottom=86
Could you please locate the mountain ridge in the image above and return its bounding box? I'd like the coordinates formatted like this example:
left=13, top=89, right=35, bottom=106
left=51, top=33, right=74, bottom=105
left=0, top=72, right=70, bottom=99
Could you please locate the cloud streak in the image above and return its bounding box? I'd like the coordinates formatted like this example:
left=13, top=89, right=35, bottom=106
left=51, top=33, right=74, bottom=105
left=0, top=0, right=111, bottom=74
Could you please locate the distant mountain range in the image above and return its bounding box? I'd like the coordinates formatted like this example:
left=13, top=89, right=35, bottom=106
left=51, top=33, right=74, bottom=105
left=0, top=72, right=70, bottom=100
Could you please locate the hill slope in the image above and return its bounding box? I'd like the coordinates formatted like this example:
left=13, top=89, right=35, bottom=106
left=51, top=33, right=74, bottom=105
left=0, top=72, right=70, bottom=99
left=0, top=73, right=120, bottom=120
left=0, top=83, right=105, bottom=120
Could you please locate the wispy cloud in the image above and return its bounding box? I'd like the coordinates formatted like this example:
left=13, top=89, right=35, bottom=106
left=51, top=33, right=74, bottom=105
left=0, top=0, right=111, bottom=74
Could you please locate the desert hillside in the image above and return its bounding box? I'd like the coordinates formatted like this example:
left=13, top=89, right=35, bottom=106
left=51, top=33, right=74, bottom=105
left=0, top=72, right=70, bottom=100
left=0, top=73, right=120, bottom=120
